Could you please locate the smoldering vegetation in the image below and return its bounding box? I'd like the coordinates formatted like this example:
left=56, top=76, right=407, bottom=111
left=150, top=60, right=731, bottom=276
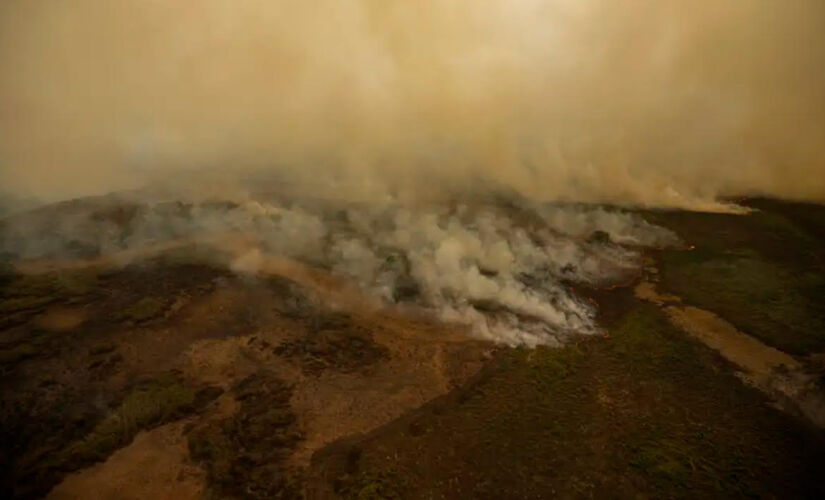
left=0, top=193, right=678, bottom=346
left=0, top=1, right=820, bottom=343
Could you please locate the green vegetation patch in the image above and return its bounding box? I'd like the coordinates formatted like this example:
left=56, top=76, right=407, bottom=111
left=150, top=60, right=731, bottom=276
left=0, top=342, right=39, bottom=365
left=0, top=270, right=98, bottom=329
left=116, top=297, right=168, bottom=324
left=3, top=372, right=220, bottom=498
left=319, top=301, right=824, bottom=499
left=61, top=373, right=202, bottom=463
left=644, top=201, right=825, bottom=355
left=661, top=249, right=825, bottom=354
left=338, top=469, right=408, bottom=500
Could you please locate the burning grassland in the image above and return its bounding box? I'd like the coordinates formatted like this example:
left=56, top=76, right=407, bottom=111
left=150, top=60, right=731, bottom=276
left=0, top=195, right=824, bottom=499
left=1, top=194, right=679, bottom=347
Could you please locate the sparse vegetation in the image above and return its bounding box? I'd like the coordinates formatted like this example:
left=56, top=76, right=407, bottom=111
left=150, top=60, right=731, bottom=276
left=0, top=270, right=98, bottom=328
left=61, top=373, right=200, bottom=463
left=319, top=301, right=824, bottom=498
left=116, top=296, right=167, bottom=324
left=1, top=371, right=221, bottom=499
left=646, top=201, right=825, bottom=354
left=275, top=327, right=388, bottom=374
left=188, top=372, right=303, bottom=499
left=339, top=469, right=407, bottom=500
left=0, top=342, right=38, bottom=365
left=661, top=250, right=825, bottom=353
left=2, top=198, right=825, bottom=499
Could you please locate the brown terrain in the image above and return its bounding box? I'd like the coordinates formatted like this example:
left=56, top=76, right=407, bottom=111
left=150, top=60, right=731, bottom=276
left=2, top=197, right=824, bottom=499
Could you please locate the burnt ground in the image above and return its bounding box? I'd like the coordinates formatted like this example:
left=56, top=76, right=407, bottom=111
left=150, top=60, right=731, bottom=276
left=0, top=258, right=233, bottom=498
left=0, top=247, right=491, bottom=499
left=187, top=372, right=303, bottom=499
left=1, top=197, right=825, bottom=499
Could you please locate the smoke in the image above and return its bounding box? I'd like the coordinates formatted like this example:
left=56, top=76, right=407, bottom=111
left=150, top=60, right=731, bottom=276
left=0, top=193, right=678, bottom=345
left=0, top=2, right=822, bottom=344
left=1, top=0, right=824, bottom=207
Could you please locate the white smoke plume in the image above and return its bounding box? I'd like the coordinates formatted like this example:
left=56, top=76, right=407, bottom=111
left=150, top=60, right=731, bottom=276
left=0, top=1, right=819, bottom=344
left=0, top=194, right=678, bottom=345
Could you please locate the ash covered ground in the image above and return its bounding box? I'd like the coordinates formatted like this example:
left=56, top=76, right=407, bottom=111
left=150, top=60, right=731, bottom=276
left=1, top=193, right=824, bottom=499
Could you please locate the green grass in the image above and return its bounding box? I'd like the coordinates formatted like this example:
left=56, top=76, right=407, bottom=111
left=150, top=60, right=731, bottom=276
left=0, top=342, right=39, bottom=365
left=661, top=250, right=825, bottom=354
left=116, top=297, right=167, bottom=323
left=61, top=374, right=197, bottom=463
left=324, top=302, right=824, bottom=498
left=340, top=470, right=407, bottom=500
left=0, top=270, right=98, bottom=328
left=2, top=271, right=98, bottom=300
left=641, top=200, right=825, bottom=355
left=0, top=295, right=56, bottom=315
left=5, top=374, right=221, bottom=499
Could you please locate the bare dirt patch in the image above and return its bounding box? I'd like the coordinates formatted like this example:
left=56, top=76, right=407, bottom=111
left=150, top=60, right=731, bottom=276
left=2, top=244, right=493, bottom=499
left=33, top=307, right=86, bottom=332
left=6, top=197, right=825, bottom=499
left=47, top=422, right=205, bottom=500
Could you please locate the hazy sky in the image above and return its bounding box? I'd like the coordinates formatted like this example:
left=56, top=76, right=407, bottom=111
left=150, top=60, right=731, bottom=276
left=2, top=0, right=824, bottom=207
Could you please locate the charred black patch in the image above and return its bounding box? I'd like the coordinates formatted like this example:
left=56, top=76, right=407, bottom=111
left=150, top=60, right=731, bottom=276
left=0, top=270, right=98, bottom=331
left=274, top=311, right=387, bottom=374
left=188, top=372, right=303, bottom=499
left=265, top=275, right=318, bottom=319
left=275, top=316, right=387, bottom=375
left=95, top=260, right=229, bottom=326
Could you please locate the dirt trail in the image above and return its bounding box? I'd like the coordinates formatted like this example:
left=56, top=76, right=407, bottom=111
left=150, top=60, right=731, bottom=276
left=666, top=306, right=800, bottom=375
left=635, top=279, right=825, bottom=427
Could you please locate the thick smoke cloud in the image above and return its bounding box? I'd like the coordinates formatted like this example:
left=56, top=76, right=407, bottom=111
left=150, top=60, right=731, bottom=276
left=1, top=0, right=824, bottom=207
left=0, top=194, right=679, bottom=345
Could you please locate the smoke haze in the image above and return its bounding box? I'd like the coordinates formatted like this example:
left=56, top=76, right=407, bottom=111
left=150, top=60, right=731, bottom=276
left=0, top=193, right=679, bottom=345
left=1, top=0, right=824, bottom=344
left=2, top=0, right=824, bottom=207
